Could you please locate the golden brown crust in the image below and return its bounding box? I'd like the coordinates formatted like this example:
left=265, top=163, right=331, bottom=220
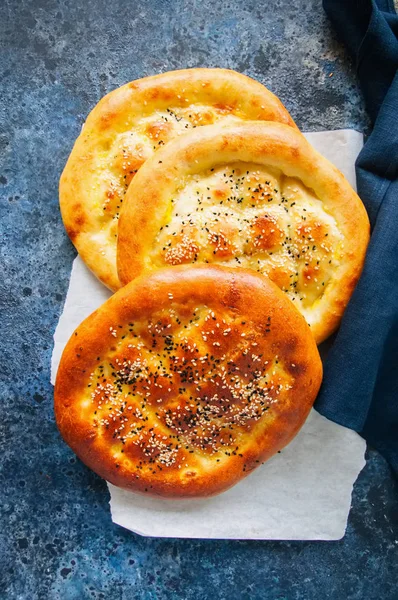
left=117, top=121, right=370, bottom=343
left=54, top=265, right=322, bottom=498
left=59, top=68, right=297, bottom=290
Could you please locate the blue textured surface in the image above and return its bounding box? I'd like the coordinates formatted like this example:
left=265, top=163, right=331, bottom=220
left=1, top=1, right=397, bottom=598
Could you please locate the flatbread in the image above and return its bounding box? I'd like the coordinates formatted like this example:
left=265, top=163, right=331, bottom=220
left=54, top=265, right=322, bottom=498
left=60, top=68, right=296, bottom=290
left=117, top=122, right=370, bottom=343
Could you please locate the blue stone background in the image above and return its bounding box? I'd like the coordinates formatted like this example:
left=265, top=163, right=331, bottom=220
left=1, top=0, right=397, bottom=598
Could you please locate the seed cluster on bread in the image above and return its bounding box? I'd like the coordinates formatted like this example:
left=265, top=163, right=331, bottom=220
left=56, top=68, right=369, bottom=498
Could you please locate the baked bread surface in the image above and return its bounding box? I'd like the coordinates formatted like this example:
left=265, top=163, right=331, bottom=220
left=118, top=122, right=370, bottom=343
left=59, top=68, right=296, bottom=290
left=54, top=265, right=322, bottom=498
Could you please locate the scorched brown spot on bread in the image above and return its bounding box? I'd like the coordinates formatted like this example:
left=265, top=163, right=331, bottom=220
left=54, top=266, right=322, bottom=498
left=118, top=122, right=370, bottom=343
left=60, top=68, right=296, bottom=290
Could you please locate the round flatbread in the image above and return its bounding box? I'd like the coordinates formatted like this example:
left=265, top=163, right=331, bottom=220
left=60, top=68, right=296, bottom=290
left=54, top=265, right=322, bottom=498
left=118, top=122, right=370, bottom=343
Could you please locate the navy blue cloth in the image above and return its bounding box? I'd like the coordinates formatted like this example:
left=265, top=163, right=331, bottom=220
left=317, top=0, right=398, bottom=474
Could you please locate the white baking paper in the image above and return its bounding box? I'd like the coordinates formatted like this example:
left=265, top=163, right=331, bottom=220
left=51, top=129, right=366, bottom=540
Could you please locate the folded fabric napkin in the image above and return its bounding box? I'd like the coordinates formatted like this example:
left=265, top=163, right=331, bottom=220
left=318, top=0, right=398, bottom=474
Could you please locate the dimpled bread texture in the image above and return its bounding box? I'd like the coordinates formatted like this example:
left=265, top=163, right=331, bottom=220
left=59, top=68, right=297, bottom=291
left=117, top=122, right=370, bottom=344
left=54, top=265, right=323, bottom=498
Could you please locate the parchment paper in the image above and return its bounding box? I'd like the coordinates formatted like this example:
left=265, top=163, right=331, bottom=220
left=51, top=130, right=366, bottom=540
